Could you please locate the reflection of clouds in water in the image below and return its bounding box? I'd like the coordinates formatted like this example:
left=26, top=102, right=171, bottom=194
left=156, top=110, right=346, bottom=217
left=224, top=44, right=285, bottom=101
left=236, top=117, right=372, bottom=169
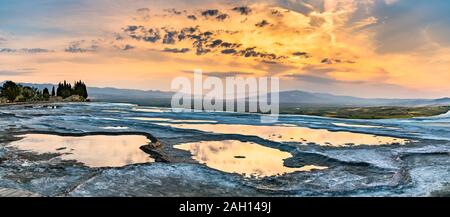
left=175, top=140, right=327, bottom=178
left=208, top=143, right=223, bottom=153
left=163, top=123, right=409, bottom=147
left=9, top=134, right=153, bottom=168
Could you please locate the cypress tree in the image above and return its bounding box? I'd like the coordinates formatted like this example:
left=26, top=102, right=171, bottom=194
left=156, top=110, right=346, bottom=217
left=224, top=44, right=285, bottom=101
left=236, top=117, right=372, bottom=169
left=43, top=88, right=50, bottom=100
left=57, top=80, right=72, bottom=98
left=55, top=80, right=88, bottom=99
left=73, top=80, right=88, bottom=99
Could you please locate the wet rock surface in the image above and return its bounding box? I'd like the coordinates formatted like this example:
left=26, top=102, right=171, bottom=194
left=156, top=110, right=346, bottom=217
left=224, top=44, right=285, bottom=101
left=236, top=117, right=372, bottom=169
left=69, top=164, right=261, bottom=197
left=0, top=103, right=449, bottom=196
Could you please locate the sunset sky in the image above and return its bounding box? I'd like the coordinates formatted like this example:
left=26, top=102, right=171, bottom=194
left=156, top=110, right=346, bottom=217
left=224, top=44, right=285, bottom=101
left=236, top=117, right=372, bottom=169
left=0, top=0, right=449, bottom=98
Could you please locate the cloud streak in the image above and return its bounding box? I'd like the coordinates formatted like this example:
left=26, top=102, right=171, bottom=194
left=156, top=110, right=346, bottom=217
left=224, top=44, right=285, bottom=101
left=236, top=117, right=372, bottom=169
left=0, top=68, right=35, bottom=76
left=0, top=48, right=53, bottom=53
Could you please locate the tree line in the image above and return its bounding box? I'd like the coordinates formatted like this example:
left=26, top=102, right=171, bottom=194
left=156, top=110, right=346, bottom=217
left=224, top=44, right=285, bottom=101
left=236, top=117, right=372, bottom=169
left=0, top=80, right=88, bottom=103
left=56, top=80, right=88, bottom=99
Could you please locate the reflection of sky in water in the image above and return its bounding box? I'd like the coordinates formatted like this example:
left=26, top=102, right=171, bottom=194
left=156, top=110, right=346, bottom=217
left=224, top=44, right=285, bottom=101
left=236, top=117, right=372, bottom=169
left=102, top=110, right=129, bottom=114
left=130, top=117, right=172, bottom=122
left=171, top=120, right=218, bottom=123
left=130, top=117, right=217, bottom=123
left=332, top=123, right=400, bottom=130
left=100, top=126, right=129, bottom=130
left=161, top=123, right=409, bottom=147
left=275, top=124, right=298, bottom=127
left=9, top=134, right=153, bottom=167
left=100, top=118, right=121, bottom=121
left=332, top=123, right=382, bottom=128
left=132, top=108, right=165, bottom=113
left=175, top=140, right=326, bottom=178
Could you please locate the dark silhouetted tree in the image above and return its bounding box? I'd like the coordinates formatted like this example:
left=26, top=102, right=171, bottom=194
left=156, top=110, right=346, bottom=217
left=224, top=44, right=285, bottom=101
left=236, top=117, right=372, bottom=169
left=73, top=80, right=88, bottom=99
left=0, top=81, right=20, bottom=102
left=43, top=88, right=50, bottom=100
left=57, top=80, right=72, bottom=98
left=54, top=80, right=89, bottom=100
left=51, top=86, right=55, bottom=96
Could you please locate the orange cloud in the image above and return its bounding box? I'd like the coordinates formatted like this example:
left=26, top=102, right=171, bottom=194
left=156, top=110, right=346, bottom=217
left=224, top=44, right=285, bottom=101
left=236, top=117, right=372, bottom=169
left=0, top=0, right=449, bottom=98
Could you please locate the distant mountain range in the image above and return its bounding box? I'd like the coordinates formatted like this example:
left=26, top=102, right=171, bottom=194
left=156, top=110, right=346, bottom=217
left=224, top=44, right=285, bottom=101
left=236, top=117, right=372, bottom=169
left=276, top=91, right=450, bottom=107
left=2, top=81, right=450, bottom=107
